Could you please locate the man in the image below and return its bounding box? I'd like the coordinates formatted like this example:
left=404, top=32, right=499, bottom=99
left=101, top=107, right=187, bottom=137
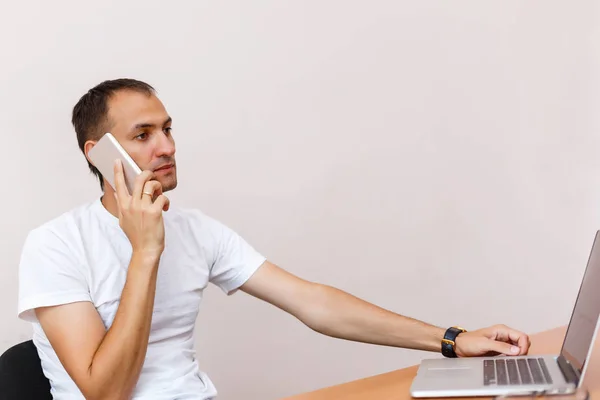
left=18, top=78, right=530, bottom=400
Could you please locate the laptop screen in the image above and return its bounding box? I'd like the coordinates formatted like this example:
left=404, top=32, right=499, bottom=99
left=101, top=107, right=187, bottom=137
left=560, top=231, right=600, bottom=373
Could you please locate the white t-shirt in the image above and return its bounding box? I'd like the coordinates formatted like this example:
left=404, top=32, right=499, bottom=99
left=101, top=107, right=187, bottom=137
left=17, top=197, right=267, bottom=400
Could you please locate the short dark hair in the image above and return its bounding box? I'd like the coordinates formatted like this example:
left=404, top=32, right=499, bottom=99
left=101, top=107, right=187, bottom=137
left=72, top=78, right=155, bottom=190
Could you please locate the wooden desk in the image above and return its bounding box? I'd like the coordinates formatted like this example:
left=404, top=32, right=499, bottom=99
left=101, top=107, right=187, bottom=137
left=284, top=326, right=600, bottom=399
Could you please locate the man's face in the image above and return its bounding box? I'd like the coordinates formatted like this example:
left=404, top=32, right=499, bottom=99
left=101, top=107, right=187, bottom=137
left=105, top=90, right=177, bottom=192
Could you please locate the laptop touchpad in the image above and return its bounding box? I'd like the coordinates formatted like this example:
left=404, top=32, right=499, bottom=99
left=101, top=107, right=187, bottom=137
left=425, top=365, right=475, bottom=380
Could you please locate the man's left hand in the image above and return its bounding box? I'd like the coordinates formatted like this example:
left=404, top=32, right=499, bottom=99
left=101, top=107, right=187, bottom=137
left=454, top=324, right=531, bottom=357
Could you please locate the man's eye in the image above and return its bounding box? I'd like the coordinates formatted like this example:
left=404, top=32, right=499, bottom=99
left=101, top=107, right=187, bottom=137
left=136, top=133, right=148, bottom=140
left=164, top=127, right=172, bottom=135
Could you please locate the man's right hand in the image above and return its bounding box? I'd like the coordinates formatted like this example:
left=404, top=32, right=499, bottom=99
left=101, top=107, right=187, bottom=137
left=113, top=159, right=170, bottom=257
left=34, top=163, right=171, bottom=400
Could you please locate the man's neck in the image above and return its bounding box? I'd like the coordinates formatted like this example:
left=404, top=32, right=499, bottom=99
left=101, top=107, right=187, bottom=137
left=101, top=186, right=119, bottom=218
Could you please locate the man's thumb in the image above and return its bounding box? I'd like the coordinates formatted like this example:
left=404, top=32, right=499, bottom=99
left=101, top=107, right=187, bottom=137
left=490, top=340, right=520, bottom=356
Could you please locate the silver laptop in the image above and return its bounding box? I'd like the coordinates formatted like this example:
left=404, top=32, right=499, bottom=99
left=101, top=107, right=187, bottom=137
left=410, top=231, right=600, bottom=398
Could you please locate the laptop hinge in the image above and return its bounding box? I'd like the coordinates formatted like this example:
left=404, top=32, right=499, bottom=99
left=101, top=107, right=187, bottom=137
left=557, top=355, right=580, bottom=385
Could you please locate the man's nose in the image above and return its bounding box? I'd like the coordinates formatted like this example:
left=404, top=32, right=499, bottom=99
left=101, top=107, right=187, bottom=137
left=155, top=133, right=176, bottom=158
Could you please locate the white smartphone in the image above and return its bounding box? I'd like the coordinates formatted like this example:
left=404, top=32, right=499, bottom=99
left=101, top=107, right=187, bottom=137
left=87, top=132, right=142, bottom=193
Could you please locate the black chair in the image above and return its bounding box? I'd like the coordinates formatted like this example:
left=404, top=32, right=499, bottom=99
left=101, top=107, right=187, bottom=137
left=0, top=340, right=52, bottom=400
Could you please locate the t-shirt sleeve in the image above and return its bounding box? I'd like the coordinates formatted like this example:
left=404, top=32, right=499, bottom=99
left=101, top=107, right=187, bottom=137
left=17, top=227, right=91, bottom=323
left=203, top=214, right=267, bottom=295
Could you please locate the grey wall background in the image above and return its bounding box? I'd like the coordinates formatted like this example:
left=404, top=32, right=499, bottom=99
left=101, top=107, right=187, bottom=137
left=1, top=1, right=599, bottom=399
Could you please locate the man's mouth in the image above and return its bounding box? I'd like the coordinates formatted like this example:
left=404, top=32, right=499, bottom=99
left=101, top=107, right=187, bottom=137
left=154, top=163, right=175, bottom=172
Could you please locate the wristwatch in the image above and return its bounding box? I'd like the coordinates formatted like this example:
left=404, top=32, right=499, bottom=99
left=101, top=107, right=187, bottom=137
left=441, top=326, right=467, bottom=358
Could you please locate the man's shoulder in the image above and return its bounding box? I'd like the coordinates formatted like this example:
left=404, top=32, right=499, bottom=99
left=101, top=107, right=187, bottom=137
left=25, top=200, right=98, bottom=243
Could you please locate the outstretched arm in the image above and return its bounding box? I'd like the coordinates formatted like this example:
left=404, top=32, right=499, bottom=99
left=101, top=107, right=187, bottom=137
left=240, top=261, right=530, bottom=357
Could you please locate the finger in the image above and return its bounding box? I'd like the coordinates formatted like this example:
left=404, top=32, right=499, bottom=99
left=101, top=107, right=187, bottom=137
left=507, top=328, right=527, bottom=344
left=113, top=192, right=123, bottom=220
left=148, top=180, right=163, bottom=197
left=518, top=335, right=531, bottom=355
left=487, top=339, right=521, bottom=356
left=496, top=326, right=530, bottom=355
left=132, top=170, right=156, bottom=202
left=113, top=160, right=130, bottom=201
left=152, top=194, right=170, bottom=212
left=141, top=181, right=162, bottom=205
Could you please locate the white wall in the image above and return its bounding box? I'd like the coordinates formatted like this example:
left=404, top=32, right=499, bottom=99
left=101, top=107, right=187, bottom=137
left=1, top=1, right=600, bottom=399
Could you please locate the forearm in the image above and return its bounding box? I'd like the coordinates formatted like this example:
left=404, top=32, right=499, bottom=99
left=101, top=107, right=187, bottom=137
left=301, top=284, right=446, bottom=353
left=86, top=252, right=160, bottom=400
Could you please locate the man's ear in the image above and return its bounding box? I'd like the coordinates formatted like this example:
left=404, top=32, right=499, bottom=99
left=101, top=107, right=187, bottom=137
left=83, top=140, right=97, bottom=165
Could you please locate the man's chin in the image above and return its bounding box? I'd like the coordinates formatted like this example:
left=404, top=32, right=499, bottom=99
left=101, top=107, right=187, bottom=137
left=161, top=179, right=177, bottom=193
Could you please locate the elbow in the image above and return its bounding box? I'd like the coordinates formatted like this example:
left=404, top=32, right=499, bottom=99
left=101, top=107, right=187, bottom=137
left=80, top=365, right=137, bottom=400
left=84, top=389, right=132, bottom=400
left=79, top=380, right=133, bottom=400
left=296, top=283, right=338, bottom=334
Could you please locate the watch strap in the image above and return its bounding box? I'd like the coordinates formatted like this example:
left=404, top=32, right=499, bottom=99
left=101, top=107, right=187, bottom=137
left=441, top=326, right=466, bottom=358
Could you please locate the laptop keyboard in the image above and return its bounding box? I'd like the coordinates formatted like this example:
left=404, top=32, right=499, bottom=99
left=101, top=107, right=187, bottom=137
left=484, top=358, right=553, bottom=386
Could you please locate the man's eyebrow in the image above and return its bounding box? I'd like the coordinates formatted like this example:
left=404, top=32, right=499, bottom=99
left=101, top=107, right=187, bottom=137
left=131, top=116, right=172, bottom=131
